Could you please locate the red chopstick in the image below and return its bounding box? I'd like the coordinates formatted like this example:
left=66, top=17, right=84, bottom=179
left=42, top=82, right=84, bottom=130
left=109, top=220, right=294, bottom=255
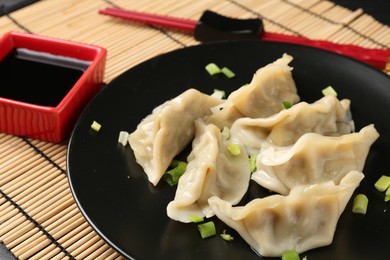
left=99, top=7, right=390, bottom=70
left=99, top=8, right=196, bottom=33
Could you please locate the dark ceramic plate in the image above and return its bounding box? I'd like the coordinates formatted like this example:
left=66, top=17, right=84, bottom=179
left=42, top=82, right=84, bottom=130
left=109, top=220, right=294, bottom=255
left=67, top=41, right=390, bottom=259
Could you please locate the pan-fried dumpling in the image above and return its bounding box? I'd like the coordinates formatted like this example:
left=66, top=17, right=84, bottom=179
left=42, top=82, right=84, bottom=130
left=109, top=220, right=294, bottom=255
left=206, top=54, right=300, bottom=129
left=128, top=89, right=223, bottom=186
left=208, top=170, right=364, bottom=257
left=167, top=119, right=251, bottom=223
left=251, top=124, right=379, bottom=195
left=230, top=95, right=354, bottom=151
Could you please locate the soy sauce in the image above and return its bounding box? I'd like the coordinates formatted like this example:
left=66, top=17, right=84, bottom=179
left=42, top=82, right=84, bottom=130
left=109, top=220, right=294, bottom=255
left=0, top=48, right=91, bottom=107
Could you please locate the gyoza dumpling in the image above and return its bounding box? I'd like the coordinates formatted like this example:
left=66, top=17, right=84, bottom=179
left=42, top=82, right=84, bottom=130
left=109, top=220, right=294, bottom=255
left=208, top=170, right=364, bottom=257
left=167, top=119, right=251, bottom=223
left=206, top=54, right=300, bottom=129
left=251, top=124, right=379, bottom=195
left=230, top=95, right=354, bottom=151
left=128, top=89, right=223, bottom=186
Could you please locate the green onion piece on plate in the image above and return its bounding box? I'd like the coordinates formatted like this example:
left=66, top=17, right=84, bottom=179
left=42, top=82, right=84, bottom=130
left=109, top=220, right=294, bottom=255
left=352, top=194, right=368, bottom=214
left=282, top=101, right=292, bottom=109
left=385, top=186, right=390, bottom=201
left=205, top=63, right=221, bottom=75
left=281, top=248, right=300, bottom=260
left=227, top=143, right=241, bottom=156
left=322, top=86, right=338, bottom=97
left=91, top=121, right=102, bottom=132
left=163, top=160, right=187, bottom=186
left=374, top=175, right=390, bottom=192
left=220, top=230, right=234, bottom=241
left=198, top=221, right=216, bottom=239
left=249, top=154, right=257, bottom=173
left=212, top=89, right=226, bottom=99
left=118, top=131, right=129, bottom=146
left=188, top=215, right=204, bottom=223
left=221, top=67, right=235, bottom=78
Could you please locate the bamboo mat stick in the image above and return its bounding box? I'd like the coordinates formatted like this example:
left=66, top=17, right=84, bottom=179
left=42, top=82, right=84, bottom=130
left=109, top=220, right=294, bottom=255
left=13, top=207, right=81, bottom=258
left=6, top=226, right=39, bottom=249
left=0, top=213, right=26, bottom=237
left=0, top=144, right=38, bottom=173
left=23, top=217, right=85, bottom=259
left=17, top=236, right=52, bottom=259
left=0, top=207, right=18, bottom=225
left=28, top=192, right=73, bottom=220
left=0, top=137, right=25, bottom=159
left=0, top=193, right=72, bottom=241
left=42, top=224, right=90, bottom=260
left=34, top=194, right=75, bottom=223
left=66, top=231, right=101, bottom=256
left=3, top=163, right=60, bottom=196
left=95, top=248, right=121, bottom=260
left=28, top=244, right=59, bottom=260
left=50, top=211, right=85, bottom=238
left=57, top=222, right=92, bottom=247
left=7, top=170, right=65, bottom=205
left=1, top=160, right=58, bottom=190
left=12, top=231, right=48, bottom=258
left=1, top=222, right=36, bottom=245
left=76, top=239, right=107, bottom=259
left=87, top=244, right=120, bottom=260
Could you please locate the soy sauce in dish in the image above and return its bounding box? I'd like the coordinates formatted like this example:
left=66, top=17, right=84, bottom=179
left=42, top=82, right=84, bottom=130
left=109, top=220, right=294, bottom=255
left=0, top=48, right=91, bottom=107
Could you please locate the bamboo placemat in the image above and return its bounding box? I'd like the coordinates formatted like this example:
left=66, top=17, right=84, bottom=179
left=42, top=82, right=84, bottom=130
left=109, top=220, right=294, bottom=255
left=0, top=0, right=389, bottom=259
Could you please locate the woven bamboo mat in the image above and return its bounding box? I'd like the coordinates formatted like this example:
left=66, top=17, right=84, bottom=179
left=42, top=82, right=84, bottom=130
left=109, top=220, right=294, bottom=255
left=0, top=0, right=389, bottom=259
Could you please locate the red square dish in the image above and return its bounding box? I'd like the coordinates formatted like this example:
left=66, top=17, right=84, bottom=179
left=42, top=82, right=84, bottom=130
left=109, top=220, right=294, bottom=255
left=0, top=31, right=107, bottom=143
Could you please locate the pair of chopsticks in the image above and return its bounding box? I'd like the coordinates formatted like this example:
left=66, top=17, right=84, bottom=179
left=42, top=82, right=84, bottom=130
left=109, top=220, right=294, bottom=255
left=99, top=7, right=390, bottom=72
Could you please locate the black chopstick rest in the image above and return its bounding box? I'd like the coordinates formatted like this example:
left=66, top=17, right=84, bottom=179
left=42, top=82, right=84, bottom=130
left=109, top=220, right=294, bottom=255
left=194, top=10, right=263, bottom=42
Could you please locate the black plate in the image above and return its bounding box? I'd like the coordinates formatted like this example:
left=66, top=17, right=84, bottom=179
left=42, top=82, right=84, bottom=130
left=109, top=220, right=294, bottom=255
left=67, top=41, right=390, bottom=260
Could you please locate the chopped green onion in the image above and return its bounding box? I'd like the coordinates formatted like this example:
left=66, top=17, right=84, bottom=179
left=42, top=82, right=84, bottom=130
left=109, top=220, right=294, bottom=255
left=188, top=215, right=204, bottom=223
left=221, top=127, right=231, bottom=140
left=212, top=89, right=226, bottom=99
left=221, top=67, right=235, bottom=78
left=385, top=195, right=390, bottom=202
left=227, top=143, right=241, bottom=156
left=118, top=131, right=129, bottom=146
left=386, top=185, right=390, bottom=196
left=374, top=175, right=390, bottom=192
left=322, top=86, right=338, bottom=97
left=205, top=63, right=221, bottom=75
left=352, top=194, right=368, bottom=214
left=163, top=160, right=187, bottom=186
left=197, top=221, right=216, bottom=239
left=282, top=101, right=292, bottom=109
left=220, top=230, right=234, bottom=241
left=249, top=154, right=257, bottom=173
left=281, top=248, right=300, bottom=260
left=91, top=121, right=102, bottom=132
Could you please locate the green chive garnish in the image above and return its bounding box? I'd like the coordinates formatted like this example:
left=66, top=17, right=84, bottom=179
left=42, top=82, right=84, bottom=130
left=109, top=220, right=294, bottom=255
left=198, top=221, right=216, bottom=239
left=282, top=101, right=292, bottom=109
left=163, top=160, right=187, bottom=186
left=188, top=215, right=204, bottom=223
left=322, top=86, right=338, bottom=97
left=374, top=175, right=390, bottom=192
left=227, top=143, right=241, bottom=156
left=249, top=154, right=257, bottom=173
left=352, top=194, right=369, bottom=214
left=91, top=121, right=102, bottom=132
left=281, top=248, right=300, bottom=260
left=221, top=67, right=235, bottom=78
left=205, top=63, right=221, bottom=75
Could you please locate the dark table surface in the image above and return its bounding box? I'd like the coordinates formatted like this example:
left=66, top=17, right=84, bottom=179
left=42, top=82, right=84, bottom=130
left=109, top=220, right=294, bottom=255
left=0, top=0, right=389, bottom=259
